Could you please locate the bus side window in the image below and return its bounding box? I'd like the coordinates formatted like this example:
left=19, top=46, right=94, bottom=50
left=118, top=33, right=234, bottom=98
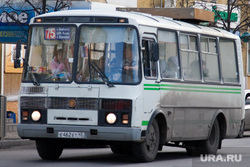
left=180, top=34, right=200, bottom=80
left=158, top=30, right=180, bottom=79
left=200, top=37, right=220, bottom=82
left=220, top=38, right=238, bottom=83
left=142, top=40, right=157, bottom=78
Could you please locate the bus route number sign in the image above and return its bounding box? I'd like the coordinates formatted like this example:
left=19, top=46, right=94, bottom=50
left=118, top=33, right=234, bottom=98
left=45, top=27, right=70, bottom=40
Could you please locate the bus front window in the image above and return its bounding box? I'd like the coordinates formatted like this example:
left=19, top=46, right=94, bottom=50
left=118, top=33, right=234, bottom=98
left=23, top=26, right=76, bottom=83
left=76, top=26, right=140, bottom=84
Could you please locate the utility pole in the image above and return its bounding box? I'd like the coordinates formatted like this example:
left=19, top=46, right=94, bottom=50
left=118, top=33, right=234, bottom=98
left=227, top=0, right=231, bottom=31
left=42, top=0, right=46, bottom=14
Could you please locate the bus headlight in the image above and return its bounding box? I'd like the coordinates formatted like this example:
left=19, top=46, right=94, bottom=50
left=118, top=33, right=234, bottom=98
left=31, top=110, right=41, bottom=121
left=106, top=113, right=116, bottom=124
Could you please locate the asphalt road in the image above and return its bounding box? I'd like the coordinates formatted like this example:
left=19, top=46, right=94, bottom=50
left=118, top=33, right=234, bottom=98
left=1, top=132, right=250, bottom=167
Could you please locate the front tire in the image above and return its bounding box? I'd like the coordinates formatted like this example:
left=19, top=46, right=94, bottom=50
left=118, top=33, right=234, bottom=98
left=36, top=140, right=63, bottom=160
left=132, top=119, right=160, bottom=162
left=110, top=143, right=132, bottom=154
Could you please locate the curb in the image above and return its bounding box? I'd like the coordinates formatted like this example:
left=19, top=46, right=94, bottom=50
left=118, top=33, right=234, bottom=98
left=0, top=139, right=35, bottom=149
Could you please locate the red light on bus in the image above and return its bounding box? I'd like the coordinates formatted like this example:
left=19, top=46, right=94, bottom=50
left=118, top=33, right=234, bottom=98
left=102, top=99, right=132, bottom=111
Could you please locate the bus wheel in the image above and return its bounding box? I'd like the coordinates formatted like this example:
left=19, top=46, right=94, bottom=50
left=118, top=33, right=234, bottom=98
left=132, top=119, right=159, bottom=162
left=187, top=119, right=220, bottom=155
left=110, top=144, right=123, bottom=154
left=237, top=120, right=245, bottom=138
left=36, top=140, right=63, bottom=160
left=201, top=119, right=220, bottom=154
left=110, top=143, right=132, bottom=154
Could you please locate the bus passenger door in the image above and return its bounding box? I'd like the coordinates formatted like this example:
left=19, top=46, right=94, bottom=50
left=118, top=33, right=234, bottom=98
left=142, top=36, right=161, bottom=125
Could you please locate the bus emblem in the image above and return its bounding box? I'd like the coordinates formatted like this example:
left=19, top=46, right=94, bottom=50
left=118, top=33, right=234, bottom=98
left=68, top=99, right=76, bottom=108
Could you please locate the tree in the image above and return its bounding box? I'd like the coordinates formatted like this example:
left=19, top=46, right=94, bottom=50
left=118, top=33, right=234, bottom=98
left=1, top=0, right=71, bottom=16
left=0, top=0, right=72, bottom=42
left=231, top=0, right=250, bottom=33
left=193, top=0, right=250, bottom=34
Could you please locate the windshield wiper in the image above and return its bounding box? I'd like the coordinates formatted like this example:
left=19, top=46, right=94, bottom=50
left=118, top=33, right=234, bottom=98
left=90, top=62, right=114, bottom=88
left=27, top=66, right=40, bottom=86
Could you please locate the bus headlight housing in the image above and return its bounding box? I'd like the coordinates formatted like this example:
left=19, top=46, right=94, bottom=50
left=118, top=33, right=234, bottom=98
left=21, top=109, right=47, bottom=124
left=100, top=99, right=132, bottom=126
left=31, top=110, right=41, bottom=122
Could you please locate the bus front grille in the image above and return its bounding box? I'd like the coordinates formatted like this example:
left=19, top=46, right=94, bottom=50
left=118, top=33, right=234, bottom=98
left=21, top=97, right=99, bottom=110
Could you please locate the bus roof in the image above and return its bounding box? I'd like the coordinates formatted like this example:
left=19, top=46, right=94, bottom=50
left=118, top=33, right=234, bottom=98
left=33, top=10, right=238, bottom=39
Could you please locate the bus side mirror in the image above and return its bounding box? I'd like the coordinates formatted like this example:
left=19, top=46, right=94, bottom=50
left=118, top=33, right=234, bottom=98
left=150, top=41, right=159, bottom=62
left=14, top=40, right=22, bottom=68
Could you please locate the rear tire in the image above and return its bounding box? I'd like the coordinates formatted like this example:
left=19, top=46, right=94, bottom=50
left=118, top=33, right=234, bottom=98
left=36, top=140, right=63, bottom=160
left=132, top=119, right=159, bottom=162
left=237, top=120, right=245, bottom=138
left=186, top=119, right=220, bottom=155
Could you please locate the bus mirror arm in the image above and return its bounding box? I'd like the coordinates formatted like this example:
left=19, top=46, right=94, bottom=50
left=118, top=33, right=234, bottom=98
left=150, top=41, right=159, bottom=62
left=14, top=40, right=22, bottom=68
left=14, top=59, right=21, bottom=68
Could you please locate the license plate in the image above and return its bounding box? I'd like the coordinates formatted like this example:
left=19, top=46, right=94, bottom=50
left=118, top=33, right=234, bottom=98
left=58, top=132, right=85, bottom=139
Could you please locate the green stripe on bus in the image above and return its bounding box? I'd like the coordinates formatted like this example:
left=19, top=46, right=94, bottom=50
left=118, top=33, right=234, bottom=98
left=144, top=88, right=160, bottom=90
left=160, top=88, right=241, bottom=94
left=160, top=84, right=241, bottom=91
left=144, top=84, right=160, bottom=87
left=142, top=121, right=149, bottom=126
left=144, top=84, right=241, bottom=94
left=143, top=84, right=160, bottom=90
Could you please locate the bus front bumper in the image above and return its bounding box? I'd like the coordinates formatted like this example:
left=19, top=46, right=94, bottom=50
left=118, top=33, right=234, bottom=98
left=17, top=124, right=143, bottom=141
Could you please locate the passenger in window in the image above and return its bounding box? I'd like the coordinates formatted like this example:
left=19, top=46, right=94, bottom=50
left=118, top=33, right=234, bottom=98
left=202, top=60, right=209, bottom=78
left=160, top=56, right=179, bottom=79
left=160, top=59, right=167, bottom=77
left=189, top=60, right=208, bottom=80
left=166, top=56, right=179, bottom=78
left=189, top=60, right=200, bottom=80
left=50, top=49, right=71, bottom=77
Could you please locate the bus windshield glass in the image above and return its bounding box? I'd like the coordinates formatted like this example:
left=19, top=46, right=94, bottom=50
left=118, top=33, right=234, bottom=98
left=23, top=25, right=140, bottom=84
left=23, top=26, right=76, bottom=83
left=76, top=26, right=140, bottom=84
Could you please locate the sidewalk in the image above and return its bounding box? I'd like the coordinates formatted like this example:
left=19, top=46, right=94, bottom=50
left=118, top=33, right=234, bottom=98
left=0, top=131, right=35, bottom=149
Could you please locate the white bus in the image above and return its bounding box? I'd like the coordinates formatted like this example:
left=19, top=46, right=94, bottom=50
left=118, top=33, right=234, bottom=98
left=16, top=10, right=245, bottom=162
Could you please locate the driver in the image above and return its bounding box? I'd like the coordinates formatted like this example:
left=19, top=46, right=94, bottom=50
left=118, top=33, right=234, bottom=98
left=50, top=49, right=71, bottom=75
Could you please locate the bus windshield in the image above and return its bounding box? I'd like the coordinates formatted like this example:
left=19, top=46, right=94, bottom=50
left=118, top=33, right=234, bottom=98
left=22, top=25, right=140, bottom=85
left=76, top=26, right=140, bottom=84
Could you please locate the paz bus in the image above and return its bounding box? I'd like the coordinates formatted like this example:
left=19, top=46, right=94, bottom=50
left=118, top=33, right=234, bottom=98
left=16, top=10, right=245, bottom=162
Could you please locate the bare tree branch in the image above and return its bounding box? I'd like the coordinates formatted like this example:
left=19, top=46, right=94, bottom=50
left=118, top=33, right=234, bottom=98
left=24, top=0, right=41, bottom=14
